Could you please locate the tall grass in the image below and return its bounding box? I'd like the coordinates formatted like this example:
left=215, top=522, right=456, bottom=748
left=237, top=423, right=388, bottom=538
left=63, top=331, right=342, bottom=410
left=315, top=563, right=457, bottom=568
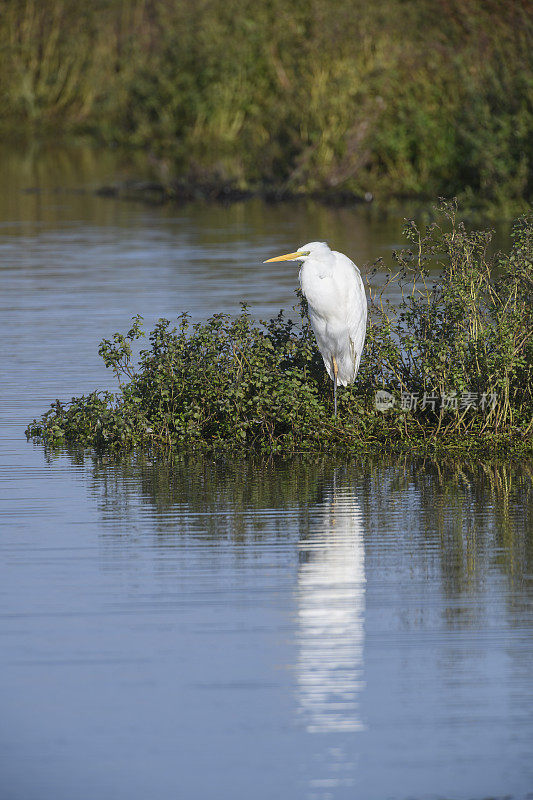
left=1, top=0, right=532, bottom=208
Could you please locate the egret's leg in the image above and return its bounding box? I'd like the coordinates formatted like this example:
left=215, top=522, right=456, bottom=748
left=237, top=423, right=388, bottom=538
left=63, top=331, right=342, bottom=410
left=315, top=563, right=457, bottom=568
left=332, top=357, right=338, bottom=418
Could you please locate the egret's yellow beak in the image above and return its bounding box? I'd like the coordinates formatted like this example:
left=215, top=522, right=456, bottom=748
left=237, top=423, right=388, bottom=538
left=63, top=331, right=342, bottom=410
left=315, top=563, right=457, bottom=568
left=263, top=250, right=307, bottom=263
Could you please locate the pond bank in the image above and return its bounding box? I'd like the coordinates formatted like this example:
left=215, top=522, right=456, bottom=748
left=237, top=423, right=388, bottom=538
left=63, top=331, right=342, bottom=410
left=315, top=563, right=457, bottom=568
left=95, top=177, right=375, bottom=209
left=2, top=1, right=531, bottom=218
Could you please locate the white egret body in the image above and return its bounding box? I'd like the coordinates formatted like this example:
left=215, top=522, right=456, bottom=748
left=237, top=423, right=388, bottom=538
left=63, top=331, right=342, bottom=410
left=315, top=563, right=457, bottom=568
left=264, top=242, right=367, bottom=416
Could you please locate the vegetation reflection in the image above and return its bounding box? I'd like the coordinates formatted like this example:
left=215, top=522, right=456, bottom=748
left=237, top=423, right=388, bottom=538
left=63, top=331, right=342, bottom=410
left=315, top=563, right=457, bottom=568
left=55, top=448, right=533, bottom=592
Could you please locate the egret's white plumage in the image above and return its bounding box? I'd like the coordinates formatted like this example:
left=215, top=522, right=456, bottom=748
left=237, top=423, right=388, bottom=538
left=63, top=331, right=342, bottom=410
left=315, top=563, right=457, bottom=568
left=264, top=241, right=367, bottom=415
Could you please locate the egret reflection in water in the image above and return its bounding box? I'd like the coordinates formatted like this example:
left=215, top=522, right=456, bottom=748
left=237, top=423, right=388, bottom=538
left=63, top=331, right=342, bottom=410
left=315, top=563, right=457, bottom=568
left=296, top=479, right=365, bottom=734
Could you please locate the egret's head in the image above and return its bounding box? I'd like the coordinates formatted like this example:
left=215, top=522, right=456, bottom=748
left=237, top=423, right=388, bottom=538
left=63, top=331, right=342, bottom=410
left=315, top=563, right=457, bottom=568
left=263, top=241, right=330, bottom=264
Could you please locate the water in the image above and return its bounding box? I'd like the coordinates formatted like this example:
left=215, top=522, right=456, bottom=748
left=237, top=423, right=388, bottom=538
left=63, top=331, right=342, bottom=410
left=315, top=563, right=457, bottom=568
left=1, top=143, right=532, bottom=800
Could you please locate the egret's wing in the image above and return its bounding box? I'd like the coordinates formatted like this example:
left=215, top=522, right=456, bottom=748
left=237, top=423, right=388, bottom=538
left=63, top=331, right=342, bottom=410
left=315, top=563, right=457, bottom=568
left=334, top=254, right=368, bottom=385
left=346, top=266, right=368, bottom=376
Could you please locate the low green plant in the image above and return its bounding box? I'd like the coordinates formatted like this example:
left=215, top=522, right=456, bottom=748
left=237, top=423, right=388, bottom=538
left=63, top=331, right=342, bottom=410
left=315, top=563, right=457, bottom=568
left=362, top=201, right=533, bottom=437
left=26, top=202, right=533, bottom=456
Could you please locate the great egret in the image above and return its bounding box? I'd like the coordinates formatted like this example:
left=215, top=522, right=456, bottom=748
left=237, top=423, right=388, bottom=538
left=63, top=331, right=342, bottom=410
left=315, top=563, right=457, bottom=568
left=264, top=242, right=367, bottom=417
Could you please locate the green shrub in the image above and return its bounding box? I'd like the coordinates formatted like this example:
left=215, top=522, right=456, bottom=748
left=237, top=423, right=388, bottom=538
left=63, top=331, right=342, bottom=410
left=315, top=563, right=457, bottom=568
left=26, top=202, right=533, bottom=456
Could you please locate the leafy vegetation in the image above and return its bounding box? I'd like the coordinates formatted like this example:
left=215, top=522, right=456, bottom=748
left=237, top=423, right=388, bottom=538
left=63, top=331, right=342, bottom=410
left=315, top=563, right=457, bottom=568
left=1, top=0, right=532, bottom=211
left=26, top=202, right=533, bottom=457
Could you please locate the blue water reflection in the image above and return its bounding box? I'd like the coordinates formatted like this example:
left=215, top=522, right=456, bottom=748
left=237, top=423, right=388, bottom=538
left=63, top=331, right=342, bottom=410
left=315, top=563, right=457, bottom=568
left=2, top=453, right=532, bottom=800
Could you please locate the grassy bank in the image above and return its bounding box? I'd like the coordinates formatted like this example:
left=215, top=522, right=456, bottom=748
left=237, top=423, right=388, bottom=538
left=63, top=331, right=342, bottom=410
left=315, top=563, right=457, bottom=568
left=26, top=202, right=533, bottom=457
left=1, top=0, right=532, bottom=212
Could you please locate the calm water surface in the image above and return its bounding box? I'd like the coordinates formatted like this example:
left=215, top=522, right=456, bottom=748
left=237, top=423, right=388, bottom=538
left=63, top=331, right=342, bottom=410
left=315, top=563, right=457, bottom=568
left=1, top=144, right=532, bottom=800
